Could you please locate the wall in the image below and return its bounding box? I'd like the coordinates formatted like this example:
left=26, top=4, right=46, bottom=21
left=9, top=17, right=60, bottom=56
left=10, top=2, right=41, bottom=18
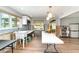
left=0, top=33, right=10, bottom=40
left=0, top=29, right=17, bottom=40
left=61, top=17, right=79, bottom=38
left=61, top=17, right=79, bottom=26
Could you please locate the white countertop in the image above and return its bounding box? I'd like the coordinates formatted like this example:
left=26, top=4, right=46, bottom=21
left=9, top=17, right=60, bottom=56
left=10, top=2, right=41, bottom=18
left=42, top=31, right=64, bottom=44
left=14, top=30, right=34, bottom=39
left=17, top=30, right=34, bottom=34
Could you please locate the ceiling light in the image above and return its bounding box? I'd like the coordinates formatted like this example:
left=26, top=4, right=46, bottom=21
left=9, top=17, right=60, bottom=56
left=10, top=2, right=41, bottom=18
left=48, top=12, right=52, bottom=18
left=46, top=16, right=50, bottom=20
left=46, top=6, right=53, bottom=20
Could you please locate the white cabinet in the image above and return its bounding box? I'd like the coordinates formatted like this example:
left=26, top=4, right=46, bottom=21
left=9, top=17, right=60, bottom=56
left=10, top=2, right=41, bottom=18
left=70, top=24, right=78, bottom=30
left=71, top=32, right=78, bottom=38
left=22, top=16, right=27, bottom=25
left=69, top=23, right=79, bottom=38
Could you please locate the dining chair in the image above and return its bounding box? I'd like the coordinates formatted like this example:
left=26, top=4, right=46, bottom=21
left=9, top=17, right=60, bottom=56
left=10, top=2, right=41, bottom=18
left=14, top=31, right=27, bottom=48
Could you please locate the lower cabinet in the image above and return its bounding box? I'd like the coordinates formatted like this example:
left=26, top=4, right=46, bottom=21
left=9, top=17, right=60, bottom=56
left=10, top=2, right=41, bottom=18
left=70, top=31, right=79, bottom=38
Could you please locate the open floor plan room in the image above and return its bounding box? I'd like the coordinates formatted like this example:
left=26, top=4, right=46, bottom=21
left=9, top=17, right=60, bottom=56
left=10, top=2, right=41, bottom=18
left=0, top=6, right=79, bottom=53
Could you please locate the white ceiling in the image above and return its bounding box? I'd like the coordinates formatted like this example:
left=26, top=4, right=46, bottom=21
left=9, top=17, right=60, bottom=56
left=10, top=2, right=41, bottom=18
left=8, top=6, right=49, bottom=19
left=7, top=6, right=79, bottom=20
left=63, top=11, right=79, bottom=18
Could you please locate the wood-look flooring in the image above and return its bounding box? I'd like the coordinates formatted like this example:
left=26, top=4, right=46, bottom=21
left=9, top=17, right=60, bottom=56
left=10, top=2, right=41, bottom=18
left=1, top=36, right=79, bottom=53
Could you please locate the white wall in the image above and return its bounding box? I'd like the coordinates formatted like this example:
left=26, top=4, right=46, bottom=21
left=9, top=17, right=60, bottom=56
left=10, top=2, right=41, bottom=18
left=61, top=17, right=79, bottom=38
left=61, top=17, right=79, bottom=26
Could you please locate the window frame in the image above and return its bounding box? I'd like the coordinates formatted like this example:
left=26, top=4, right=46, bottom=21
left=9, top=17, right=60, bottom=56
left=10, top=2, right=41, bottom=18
left=0, top=12, right=18, bottom=30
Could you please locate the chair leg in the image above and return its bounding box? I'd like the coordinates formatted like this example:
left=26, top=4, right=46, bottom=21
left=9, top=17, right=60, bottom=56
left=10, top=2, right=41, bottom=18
left=14, top=41, right=17, bottom=49
left=25, top=37, right=27, bottom=45
left=23, top=39, right=25, bottom=48
left=19, top=39, right=21, bottom=44
left=14, top=39, right=17, bottom=49
left=14, top=42, right=16, bottom=48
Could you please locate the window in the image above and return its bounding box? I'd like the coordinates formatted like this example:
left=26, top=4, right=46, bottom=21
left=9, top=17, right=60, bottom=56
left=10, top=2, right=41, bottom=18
left=1, top=13, right=10, bottom=28
left=52, top=22, right=56, bottom=30
left=33, top=21, right=44, bottom=30
left=0, top=12, right=18, bottom=30
left=11, top=16, right=17, bottom=27
left=51, top=21, right=56, bottom=32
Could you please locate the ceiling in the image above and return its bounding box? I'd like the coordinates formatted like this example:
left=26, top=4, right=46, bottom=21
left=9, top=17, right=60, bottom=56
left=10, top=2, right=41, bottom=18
left=7, top=6, right=79, bottom=20
left=63, top=11, right=79, bottom=18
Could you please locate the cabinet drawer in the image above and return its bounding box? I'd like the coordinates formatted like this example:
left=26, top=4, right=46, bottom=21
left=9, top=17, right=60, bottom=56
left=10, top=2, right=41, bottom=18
left=70, top=32, right=78, bottom=38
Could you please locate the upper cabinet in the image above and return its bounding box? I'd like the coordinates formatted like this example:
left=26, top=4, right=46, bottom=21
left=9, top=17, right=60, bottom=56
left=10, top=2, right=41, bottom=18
left=22, top=16, right=29, bottom=25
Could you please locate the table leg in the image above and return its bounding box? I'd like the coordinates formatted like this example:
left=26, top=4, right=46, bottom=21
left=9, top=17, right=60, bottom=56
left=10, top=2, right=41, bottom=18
left=44, top=44, right=59, bottom=53
left=23, top=40, right=25, bottom=48
left=11, top=43, right=13, bottom=53
left=25, top=37, right=27, bottom=45
left=33, top=32, right=35, bottom=37
left=44, top=44, right=49, bottom=53
left=54, top=44, right=59, bottom=53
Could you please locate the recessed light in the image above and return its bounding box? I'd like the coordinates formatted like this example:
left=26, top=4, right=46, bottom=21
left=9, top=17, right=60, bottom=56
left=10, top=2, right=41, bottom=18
left=20, top=7, right=24, bottom=10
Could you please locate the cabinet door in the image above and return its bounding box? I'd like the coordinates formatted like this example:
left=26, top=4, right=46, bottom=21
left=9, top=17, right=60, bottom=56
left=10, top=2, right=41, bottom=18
left=70, top=31, right=78, bottom=38
left=70, top=24, right=78, bottom=30
left=22, top=16, right=27, bottom=25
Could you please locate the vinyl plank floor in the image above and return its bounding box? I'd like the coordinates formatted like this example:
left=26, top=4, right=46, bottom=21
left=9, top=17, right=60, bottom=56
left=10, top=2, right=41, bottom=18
left=1, top=36, right=79, bottom=53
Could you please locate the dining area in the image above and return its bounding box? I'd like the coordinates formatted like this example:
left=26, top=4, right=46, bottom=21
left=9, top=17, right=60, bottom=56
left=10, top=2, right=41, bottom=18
left=14, top=30, right=34, bottom=49
left=0, top=29, right=34, bottom=53
left=0, top=28, right=64, bottom=53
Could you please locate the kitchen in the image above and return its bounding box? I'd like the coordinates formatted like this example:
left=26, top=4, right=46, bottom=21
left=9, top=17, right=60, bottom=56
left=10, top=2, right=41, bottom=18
left=0, top=6, right=79, bottom=53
